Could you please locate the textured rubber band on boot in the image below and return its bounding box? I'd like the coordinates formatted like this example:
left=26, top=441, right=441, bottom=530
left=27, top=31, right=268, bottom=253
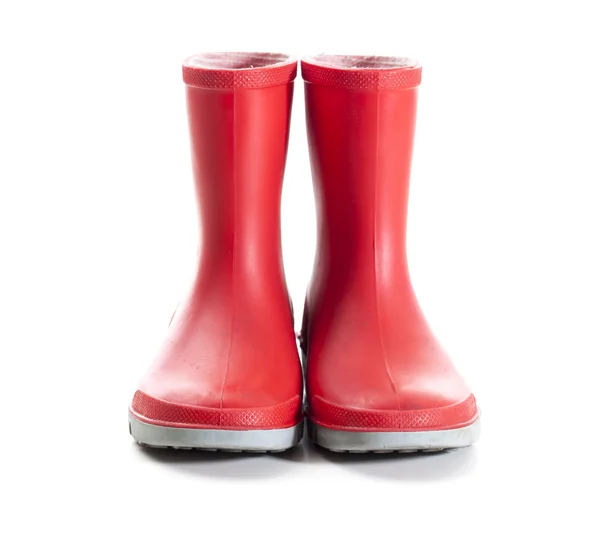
left=131, top=391, right=302, bottom=430
left=309, top=394, right=478, bottom=432
left=183, top=52, right=297, bottom=89
left=301, top=54, right=421, bottom=90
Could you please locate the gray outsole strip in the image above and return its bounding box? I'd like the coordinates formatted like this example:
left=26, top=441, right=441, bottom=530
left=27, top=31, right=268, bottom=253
left=308, top=417, right=480, bottom=453
left=129, top=412, right=304, bottom=452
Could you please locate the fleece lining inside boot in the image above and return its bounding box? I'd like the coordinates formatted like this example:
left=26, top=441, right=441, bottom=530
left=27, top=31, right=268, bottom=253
left=186, top=52, right=293, bottom=70
left=305, top=54, right=417, bottom=69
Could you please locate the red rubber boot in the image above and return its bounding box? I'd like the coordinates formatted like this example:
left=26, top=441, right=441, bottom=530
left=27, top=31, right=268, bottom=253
left=301, top=55, right=480, bottom=452
left=129, top=53, right=303, bottom=452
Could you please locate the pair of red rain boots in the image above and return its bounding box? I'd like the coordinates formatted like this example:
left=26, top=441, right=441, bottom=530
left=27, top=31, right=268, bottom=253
left=128, top=53, right=480, bottom=453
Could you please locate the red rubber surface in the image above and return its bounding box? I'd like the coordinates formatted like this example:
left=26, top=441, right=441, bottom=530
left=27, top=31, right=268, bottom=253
left=131, top=391, right=302, bottom=430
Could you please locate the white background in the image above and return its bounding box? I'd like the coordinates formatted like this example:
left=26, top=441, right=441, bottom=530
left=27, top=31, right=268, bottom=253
left=1, top=1, right=599, bottom=545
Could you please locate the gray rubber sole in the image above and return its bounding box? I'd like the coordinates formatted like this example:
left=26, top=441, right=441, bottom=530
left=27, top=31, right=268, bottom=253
left=308, top=417, right=480, bottom=453
left=129, top=413, right=304, bottom=453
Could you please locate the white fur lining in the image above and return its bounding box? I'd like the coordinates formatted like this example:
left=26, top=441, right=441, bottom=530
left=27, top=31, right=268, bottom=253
left=186, top=52, right=293, bottom=70
left=304, top=54, right=417, bottom=69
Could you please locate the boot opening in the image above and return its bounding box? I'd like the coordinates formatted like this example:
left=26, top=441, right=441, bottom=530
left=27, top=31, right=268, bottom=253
left=304, top=54, right=417, bottom=69
left=186, top=52, right=293, bottom=70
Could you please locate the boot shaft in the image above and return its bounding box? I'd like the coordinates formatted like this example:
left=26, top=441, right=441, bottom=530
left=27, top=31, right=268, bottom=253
left=301, top=55, right=429, bottom=366
left=183, top=54, right=296, bottom=284
left=303, top=56, right=422, bottom=282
